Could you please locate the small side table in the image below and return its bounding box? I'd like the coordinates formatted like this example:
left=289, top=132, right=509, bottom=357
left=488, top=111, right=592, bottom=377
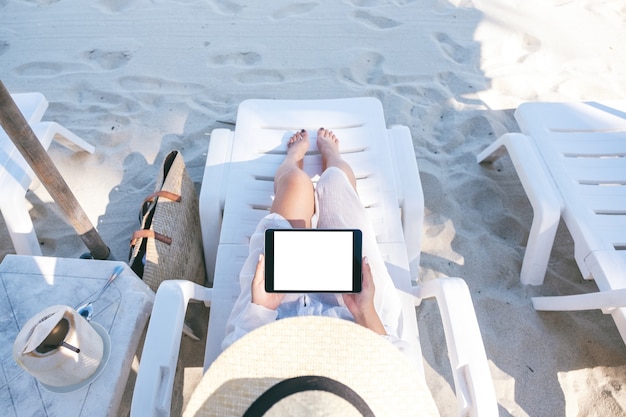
left=0, top=255, right=154, bottom=417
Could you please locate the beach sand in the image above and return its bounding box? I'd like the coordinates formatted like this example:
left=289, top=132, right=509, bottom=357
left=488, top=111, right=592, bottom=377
left=1, top=0, right=625, bottom=415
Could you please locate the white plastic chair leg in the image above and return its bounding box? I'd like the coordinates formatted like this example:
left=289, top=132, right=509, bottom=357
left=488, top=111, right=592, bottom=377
left=0, top=192, right=42, bottom=256
left=478, top=133, right=564, bottom=285
left=414, top=278, right=498, bottom=417
left=131, top=280, right=212, bottom=417
left=33, top=122, right=95, bottom=154
left=532, top=288, right=626, bottom=311
left=1, top=93, right=94, bottom=256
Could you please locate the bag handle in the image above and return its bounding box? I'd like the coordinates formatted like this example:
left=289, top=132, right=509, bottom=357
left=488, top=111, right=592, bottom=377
left=139, top=190, right=182, bottom=222
left=243, top=375, right=375, bottom=417
left=132, top=191, right=180, bottom=247
left=144, top=190, right=182, bottom=204
left=130, top=230, right=172, bottom=246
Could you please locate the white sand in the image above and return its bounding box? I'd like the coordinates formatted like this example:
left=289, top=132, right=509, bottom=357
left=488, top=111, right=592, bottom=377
left=1, top=0, right=625, bottom=415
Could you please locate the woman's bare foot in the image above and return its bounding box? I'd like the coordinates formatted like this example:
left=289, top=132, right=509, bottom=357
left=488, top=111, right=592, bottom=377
left=317, top=127, right=341, bottom=172
left=317, top=127, right=357, bottom=190
left=272, top=129, right=315, bottom=228
left=287, top=129, right=309, bottom=169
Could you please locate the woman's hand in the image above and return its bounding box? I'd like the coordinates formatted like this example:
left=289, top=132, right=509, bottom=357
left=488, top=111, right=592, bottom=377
left=251, top=254, right=284, bottom=310
left=343, top=257, right=387, bottom=335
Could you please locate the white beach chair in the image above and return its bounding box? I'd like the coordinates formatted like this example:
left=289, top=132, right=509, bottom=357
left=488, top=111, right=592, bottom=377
left=0, top=92, right=95, bottom=255
left=131, top=98, right=498, bottom=416
left=478, top=101, right=626, bottom=344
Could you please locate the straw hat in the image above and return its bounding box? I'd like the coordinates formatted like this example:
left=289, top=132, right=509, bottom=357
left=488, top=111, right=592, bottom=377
left=13, top=305, right=104, bottom=388
left=184, top=316, right=439, bottom=417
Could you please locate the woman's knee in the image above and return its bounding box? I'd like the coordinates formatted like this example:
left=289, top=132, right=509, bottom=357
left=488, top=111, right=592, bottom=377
left=276, top=168, right=313, bottom=193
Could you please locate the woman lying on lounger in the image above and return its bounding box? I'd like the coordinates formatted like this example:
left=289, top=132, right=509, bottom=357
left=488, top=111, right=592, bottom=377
left=222, top=128, right=413, bottom=356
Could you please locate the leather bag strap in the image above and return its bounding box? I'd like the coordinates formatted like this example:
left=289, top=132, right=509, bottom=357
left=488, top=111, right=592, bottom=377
left=130, top=229, right=172, bottom=247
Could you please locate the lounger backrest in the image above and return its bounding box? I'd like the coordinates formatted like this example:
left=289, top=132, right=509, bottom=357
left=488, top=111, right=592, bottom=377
left=219, top=98, right=405, bottom=247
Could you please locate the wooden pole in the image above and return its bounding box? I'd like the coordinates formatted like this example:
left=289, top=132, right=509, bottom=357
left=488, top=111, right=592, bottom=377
left=0, top=81, right=111, bottom=260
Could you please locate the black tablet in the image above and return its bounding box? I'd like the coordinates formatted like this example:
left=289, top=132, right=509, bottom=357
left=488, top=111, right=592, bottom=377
left=264, top=229, right=362, bottom=293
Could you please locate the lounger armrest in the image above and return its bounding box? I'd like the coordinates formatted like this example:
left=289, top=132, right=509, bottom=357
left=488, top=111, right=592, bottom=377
left=199, top=128, right=234, bottom=285
left=389, top=125, right=424, bottom=281
left=478, top=133, right=564, bottom=285
left=414, top=278, right=498, bottom=417
left=130, top=280, right=213, bottom=417
left=33, top=121, right=96, bottom=154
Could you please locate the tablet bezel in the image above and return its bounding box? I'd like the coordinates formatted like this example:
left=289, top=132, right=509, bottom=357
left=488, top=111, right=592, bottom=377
left=264, top=229, right=362, bottom=293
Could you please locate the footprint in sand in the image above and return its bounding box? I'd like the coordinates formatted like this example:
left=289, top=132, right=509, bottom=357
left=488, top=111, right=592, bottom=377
left=346, top=0, right=376, bottom=5
left=96, top=0, right=191, bottom=13
left=21, top=0, right=60, bottom=4
left=517, top=34, right=541, bottom=63
left=437, top=71, right=477, bottom=96
left=208, top=52, right=261, bottom=67
left=271, top=2, right=319, bottom=20
left=95, top=0, right=132, bottom=13
left=72, top=89, right=142, bottom=116
left=457, top=115, right=494, bottom=140
left=83, top=49, right=132, bottom=70
left=0, top=40, right=9, bottom=56
left=352, top=10, right=401, bottom=29
left=208, top=0, right=244, bottom=15
left=235, top=69, right=284, bottom=85
left=12, top=61, right=91, bottom=77
left=340, top=51, right=387, bottom=86
left=348, top=0, right=409, bottom=6
left=117, top=75, right=205, bottom=95
left=392, top=84, right=450, bottom=117
left=434, top=32, right=469, bottom=64
left=235, top=67, right=334, bottom=86
left=496, top=32, right=541, bottom=64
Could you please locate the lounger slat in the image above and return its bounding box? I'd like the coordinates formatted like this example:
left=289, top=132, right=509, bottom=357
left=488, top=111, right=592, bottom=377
left=551, top=132, right=626, bottom=157
left=582, top=195, right=626, bottom=216
left=563, top=157, right=626, bottom=184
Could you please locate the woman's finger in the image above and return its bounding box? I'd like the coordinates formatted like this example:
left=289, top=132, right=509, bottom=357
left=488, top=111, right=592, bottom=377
left=362, top=256, right=373, bottom=286
left=252, top=253, right=265, bottom=284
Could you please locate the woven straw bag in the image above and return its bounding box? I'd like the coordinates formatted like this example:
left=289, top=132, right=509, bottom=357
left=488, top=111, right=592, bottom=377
left=129, top=150, right=206, bottom=292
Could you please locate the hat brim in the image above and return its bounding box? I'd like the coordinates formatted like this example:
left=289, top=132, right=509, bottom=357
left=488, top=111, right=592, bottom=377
left=184, top=316, right=439, bottom=417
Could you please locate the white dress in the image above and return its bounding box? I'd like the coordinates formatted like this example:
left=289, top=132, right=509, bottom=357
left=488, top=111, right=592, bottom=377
left=222, top=167, right=415, bottom=358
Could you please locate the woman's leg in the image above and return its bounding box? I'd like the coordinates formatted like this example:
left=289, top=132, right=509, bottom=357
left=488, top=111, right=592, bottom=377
left=316, top=128, right=357, bottom=191
left=223, top=130, right=315, bottom=349
left=315, top=128, right=403, bottom=337
left=271, top=129, right=315, bottom=229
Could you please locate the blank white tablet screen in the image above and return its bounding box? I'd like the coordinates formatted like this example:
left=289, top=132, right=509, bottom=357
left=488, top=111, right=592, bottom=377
left=273, top=230, right=353, bottom=292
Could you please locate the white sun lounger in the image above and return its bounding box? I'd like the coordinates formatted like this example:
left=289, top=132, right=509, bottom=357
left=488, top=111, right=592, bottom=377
left=478, top=101, right=626, bottom=344
left=0, top=92, right=95, bottom=255
left=131, top=98, right=498, bottom=417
